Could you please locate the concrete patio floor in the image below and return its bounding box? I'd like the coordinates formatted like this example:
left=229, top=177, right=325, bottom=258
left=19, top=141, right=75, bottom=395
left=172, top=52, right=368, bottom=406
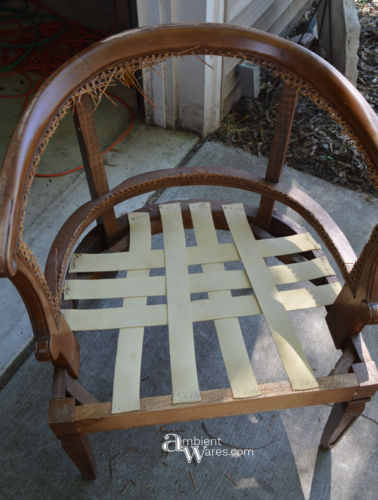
left=1, top=140, right=378, bottom=499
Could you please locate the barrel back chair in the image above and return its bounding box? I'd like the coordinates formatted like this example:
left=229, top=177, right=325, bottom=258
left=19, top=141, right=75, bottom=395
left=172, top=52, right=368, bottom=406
left=1, top=24, right=378, bottom=479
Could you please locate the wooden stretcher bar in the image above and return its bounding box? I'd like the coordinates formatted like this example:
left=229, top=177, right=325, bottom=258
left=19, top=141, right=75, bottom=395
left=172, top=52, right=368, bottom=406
left=74, top=374, right=359, bottom=433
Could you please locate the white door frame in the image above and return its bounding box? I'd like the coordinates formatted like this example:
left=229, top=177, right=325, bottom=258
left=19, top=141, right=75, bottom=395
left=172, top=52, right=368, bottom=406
left=136, top=0, right=226, bottom=137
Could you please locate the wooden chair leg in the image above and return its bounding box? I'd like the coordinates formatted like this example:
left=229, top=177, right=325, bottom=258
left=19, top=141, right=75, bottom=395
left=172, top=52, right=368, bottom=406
left=58, top=433, right=98, bottom=479
left=49, top=377, right=98, bottom=480
left=320, top=398, right=369, bottom=450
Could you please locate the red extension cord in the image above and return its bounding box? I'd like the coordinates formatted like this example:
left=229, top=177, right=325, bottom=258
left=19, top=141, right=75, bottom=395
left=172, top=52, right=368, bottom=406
left=0, top=0, right=134, bottom=177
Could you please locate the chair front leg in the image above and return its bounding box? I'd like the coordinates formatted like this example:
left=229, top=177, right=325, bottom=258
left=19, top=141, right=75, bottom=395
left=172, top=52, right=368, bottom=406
left=321, top=359, right=378, bottom=450
left=58, top=433, right=97, bottom=479
left=49, top=369, right=97, bottom=479
left=320, top=398, right=369, bottom=450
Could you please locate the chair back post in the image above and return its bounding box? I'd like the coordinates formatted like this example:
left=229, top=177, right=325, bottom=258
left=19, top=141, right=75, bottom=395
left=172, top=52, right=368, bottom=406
left=73, top=94, right=119, bottom=245
left=256, top=83, right=298, bottom=231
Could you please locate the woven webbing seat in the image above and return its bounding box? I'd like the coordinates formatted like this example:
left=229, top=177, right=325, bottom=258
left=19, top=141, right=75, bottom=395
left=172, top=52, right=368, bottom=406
left=1, top=24, right=378, bottom=479
left=63, top=202, right=341, bottom=413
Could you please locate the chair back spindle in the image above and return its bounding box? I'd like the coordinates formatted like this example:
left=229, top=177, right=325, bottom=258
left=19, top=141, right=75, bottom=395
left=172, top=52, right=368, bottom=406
left=257, top=83, right=299, bottom=231
left=73, top=93, right=119, bottom=245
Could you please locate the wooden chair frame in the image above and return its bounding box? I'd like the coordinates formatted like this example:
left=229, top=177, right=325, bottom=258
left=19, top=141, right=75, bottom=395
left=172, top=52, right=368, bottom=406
left=1, top=24, right=378, bottom=479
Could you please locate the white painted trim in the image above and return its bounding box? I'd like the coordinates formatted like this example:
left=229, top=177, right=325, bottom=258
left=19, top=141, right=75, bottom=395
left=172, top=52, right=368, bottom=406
left=136, top=0, right=313, bottom=135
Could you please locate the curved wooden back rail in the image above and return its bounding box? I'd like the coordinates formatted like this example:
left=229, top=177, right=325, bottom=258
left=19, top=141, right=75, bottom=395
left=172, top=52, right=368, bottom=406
left=1, top=24, right=378, bottom=478
left=1, top=24, right=378, bottom=275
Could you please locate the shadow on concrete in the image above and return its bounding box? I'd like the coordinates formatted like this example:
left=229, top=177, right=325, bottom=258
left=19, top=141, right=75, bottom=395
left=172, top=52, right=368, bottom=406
left=309, top=447, right=332, bottom=500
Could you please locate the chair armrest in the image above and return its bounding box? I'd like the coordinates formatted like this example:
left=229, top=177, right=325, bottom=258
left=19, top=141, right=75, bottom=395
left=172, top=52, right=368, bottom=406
left=0, top=84, right=62, bottom=277
left=0, top=192, right=17, bottom=277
